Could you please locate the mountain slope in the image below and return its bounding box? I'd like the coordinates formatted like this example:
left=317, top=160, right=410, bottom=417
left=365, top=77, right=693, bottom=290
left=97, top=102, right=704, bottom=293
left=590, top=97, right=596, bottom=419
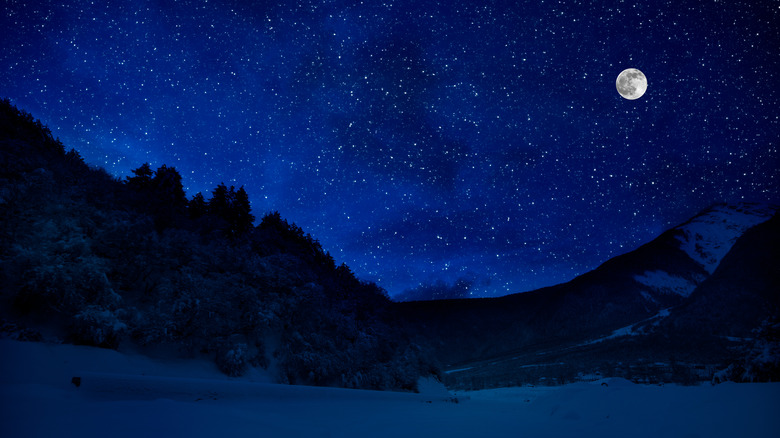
left=665, top=211, right=780, bottom=337
left=630, top=203, right=776, bottom=300
left=397, top=202, right=779, bottom=387
left=672, top=203, right=777, bottom=275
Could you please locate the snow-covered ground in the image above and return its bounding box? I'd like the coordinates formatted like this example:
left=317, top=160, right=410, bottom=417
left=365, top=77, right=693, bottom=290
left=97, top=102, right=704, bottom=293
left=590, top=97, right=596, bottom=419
left=1, top=339, right=779, bottom=438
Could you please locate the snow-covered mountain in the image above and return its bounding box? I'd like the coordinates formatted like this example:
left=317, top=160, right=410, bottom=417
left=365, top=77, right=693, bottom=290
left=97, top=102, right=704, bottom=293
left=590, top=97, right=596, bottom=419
left=634, top=203, right=776, bottom=300
left=398, top=202, right=780, bottom=388
left=673, top=203, right=776, bottom=274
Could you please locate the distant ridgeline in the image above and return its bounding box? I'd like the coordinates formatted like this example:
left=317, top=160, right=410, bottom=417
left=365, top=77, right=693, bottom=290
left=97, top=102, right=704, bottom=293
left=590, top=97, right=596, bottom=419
left=0, top=99, right=437, bottom=391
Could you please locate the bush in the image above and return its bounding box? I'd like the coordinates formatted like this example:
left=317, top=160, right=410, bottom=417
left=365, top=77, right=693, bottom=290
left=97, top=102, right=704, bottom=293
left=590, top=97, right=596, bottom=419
left=15, top=253, right=120, bottom=316
left=216, top=342, right=249, bottom=377
left=713, top=321, right=780, bottom=383
left=70, top=306, right=127, bottom=349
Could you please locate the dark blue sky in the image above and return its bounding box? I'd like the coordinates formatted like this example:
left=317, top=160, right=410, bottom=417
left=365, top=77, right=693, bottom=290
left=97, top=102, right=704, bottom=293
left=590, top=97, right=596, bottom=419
left=3, top=0, right=778, bottom=299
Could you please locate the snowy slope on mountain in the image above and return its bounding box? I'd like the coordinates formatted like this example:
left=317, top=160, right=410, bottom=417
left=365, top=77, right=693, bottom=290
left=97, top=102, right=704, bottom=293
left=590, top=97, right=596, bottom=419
left=672, top=203, right=776, bottom=274
left=661, top=208, right=780, bottom=340
left=582, top=308, right=671, bottom=345
left=633, top=203, right=776, bottom=299
left=634, top=269, right=702, bottom=298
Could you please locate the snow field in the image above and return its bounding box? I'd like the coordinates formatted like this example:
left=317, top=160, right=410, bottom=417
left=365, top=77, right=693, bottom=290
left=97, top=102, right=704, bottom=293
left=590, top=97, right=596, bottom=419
left=634, top=270, right=702, bottom=297
left=1, top=340, right=779, bottom=438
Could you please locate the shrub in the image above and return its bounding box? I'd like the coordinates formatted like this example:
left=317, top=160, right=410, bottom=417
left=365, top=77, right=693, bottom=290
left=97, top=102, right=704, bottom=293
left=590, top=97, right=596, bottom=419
left=70, top=306, right=127, bottom=349
left=216, top=342, right=249, bottom=377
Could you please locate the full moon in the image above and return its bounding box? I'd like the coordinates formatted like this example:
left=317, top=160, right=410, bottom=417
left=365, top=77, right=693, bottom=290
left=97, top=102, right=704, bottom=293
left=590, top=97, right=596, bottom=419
left=616, top=68, right=647, bottom=100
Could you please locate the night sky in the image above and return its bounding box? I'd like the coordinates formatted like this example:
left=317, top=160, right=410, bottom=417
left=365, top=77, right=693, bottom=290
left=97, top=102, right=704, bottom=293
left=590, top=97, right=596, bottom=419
left=3, top=0, right=778, bottom=299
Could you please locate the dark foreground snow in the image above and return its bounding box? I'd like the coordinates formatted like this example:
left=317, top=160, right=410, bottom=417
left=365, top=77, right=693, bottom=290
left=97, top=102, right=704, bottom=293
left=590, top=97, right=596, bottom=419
left=1, top=339, right=778, bottom=437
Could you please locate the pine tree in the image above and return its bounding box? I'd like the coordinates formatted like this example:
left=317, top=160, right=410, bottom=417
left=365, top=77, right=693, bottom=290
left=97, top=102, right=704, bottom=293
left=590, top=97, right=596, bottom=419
left=126, top=163, right=153, bottom=190
left=188, top=192, right=208, bottom=219
left=125, top=164, right=187, bottom=229
left=208, top=183, right=229, bottom=216
left=233, top=186, right=255, bottom=235
left=207, top=183, right=255, bottom=237
left=151, top=164, right=187, bottom=208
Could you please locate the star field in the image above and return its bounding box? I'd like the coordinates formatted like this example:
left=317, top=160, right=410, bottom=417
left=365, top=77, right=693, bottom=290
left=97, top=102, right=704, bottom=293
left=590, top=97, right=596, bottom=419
left=2, top=0, right=778, bottom=298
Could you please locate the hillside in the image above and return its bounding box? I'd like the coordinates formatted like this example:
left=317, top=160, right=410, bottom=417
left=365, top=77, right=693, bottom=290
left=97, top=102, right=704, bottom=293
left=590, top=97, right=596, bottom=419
left=397, top=202, right=779, bottom=388
left=0, top=99, right=436, bottom=391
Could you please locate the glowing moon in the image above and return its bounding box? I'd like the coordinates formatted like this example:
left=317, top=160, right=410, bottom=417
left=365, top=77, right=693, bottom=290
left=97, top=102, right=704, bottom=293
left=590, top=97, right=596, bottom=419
left=616, top=68, right=647, bottom=100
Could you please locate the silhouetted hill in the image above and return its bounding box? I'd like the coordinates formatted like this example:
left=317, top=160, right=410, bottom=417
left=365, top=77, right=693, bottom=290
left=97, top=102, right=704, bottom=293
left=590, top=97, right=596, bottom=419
left=0, top=99, right=436, bottom=391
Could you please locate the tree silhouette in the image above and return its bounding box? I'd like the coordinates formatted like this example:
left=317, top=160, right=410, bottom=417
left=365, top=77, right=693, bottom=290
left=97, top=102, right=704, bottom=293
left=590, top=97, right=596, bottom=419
left=188, top=192, right=208, bottom=219
left=233, top=186, right=255, bottom=234
left=208, top=183, right=255, bottom=237
left=151, top=164, right=187, bottom=209
left=125, top=163, right=187, bottom=229
left=126, top=163, right=153, bottom=191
